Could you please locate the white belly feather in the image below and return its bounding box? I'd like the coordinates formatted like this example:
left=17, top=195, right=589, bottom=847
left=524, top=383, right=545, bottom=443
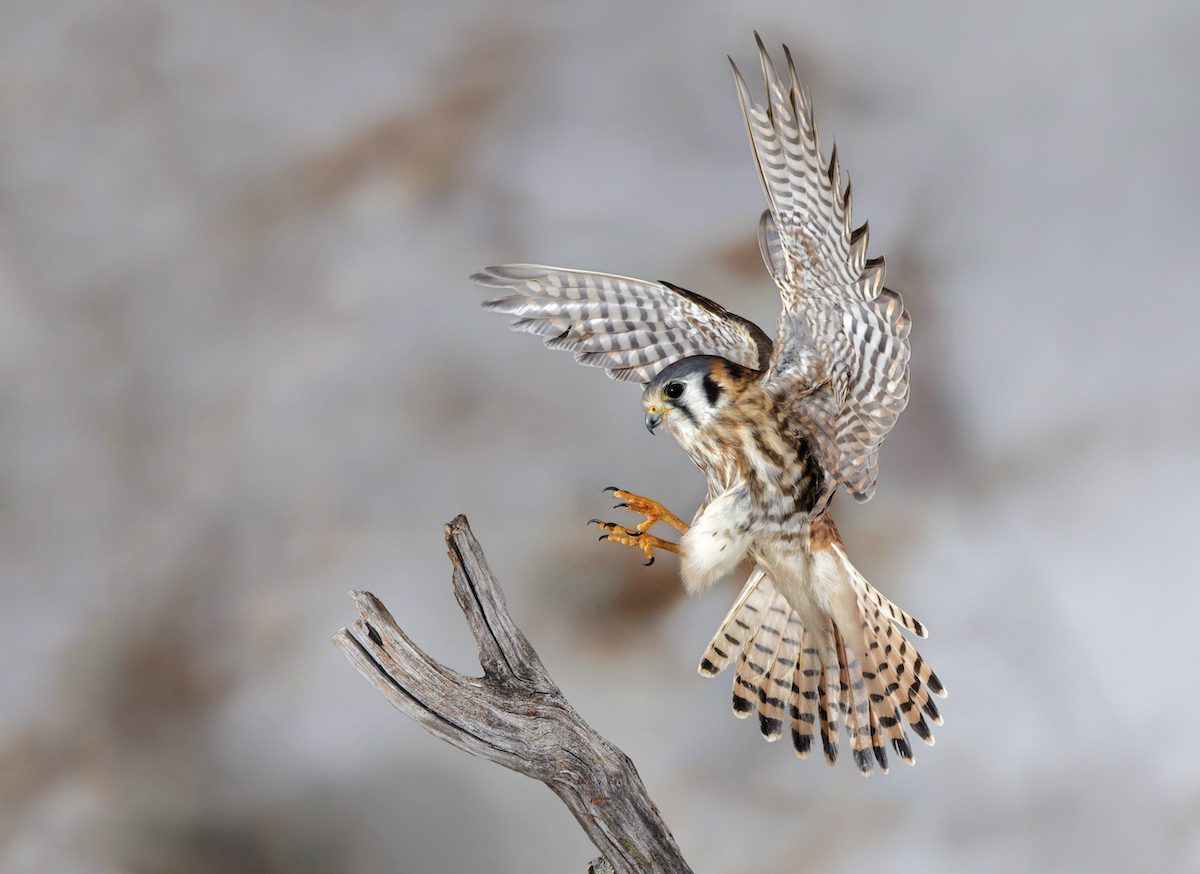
left=682, top=490, right=859, bottom=641
left=757, top=541, right=861, bottom=639
left=679, top=488, right=753, bottom=595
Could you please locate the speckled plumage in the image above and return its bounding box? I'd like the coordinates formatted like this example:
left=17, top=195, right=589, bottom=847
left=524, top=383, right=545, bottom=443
left=475, top=36, right=943, bottom=774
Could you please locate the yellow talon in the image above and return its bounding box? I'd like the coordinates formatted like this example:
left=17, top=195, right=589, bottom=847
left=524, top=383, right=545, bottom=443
left=590, top=521, right=681, bottom=566
left=591, top=487, right=688, bottom=566
left=603, top=486, right=690, bottom=534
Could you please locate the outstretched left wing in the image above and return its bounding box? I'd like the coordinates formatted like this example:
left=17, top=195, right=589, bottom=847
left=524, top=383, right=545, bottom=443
left=474, top=264, right=771, bottom=383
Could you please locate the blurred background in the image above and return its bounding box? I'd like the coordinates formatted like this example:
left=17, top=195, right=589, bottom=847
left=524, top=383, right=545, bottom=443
left=3, top=1, right=1198, bottom=871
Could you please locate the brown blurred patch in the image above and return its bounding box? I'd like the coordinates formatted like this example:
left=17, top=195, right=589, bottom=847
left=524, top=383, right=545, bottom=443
left=90, top=525, right=237, bottom=748
left=0, top=527, right=235, bottom=850
left=604, top=562, right=683, bottom=619
left=299, top=29, right=530, bottom=206
left=0, top=729, right=67, bottom=837
left=528, top=521, right=688, bottom=651
left=98, top=598, right=231, bottom=744
left=531, top=493, right=758, bottom=647
left=124, top=821, right=274, bottom=874
left=713, top=233, right=764, bottom=279
left=575, top=556, right=753, bottom=654
left=598, top=561, right=752, bottom=626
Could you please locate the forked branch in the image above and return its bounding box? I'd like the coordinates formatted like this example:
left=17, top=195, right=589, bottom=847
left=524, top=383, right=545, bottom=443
left=331, top=514, right=693, bottom=874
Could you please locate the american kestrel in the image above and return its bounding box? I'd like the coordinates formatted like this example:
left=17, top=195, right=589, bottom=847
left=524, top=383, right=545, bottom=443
left=474, top=36, right=944, bottom=774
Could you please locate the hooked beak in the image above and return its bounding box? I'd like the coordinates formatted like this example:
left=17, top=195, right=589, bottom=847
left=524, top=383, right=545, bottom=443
left=645, top=410, right=664, bottom=434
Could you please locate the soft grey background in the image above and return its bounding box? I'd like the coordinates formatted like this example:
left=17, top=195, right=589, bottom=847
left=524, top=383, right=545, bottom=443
left=3, top=1, right=1198, bottom=872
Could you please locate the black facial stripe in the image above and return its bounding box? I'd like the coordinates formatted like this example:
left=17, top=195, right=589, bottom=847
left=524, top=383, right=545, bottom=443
left=702, top=374, right=722, bottom=407
left=674, top=400, right=698, bottom=426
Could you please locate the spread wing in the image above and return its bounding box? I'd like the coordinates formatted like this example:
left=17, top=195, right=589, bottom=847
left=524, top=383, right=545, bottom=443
left=474, top=264, right=772, bottom=383
left=732, top=36, right=911, bottom=502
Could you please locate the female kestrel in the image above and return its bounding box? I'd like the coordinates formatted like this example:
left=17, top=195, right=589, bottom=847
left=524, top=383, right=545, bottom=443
left=474, top=36, right=944, bottom=774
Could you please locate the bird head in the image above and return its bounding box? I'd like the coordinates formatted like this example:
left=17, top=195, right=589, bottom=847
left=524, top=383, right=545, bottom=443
left=642, top=355, right=747, bottom=438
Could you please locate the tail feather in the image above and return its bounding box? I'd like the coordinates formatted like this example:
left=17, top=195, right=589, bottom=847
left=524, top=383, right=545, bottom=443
left=863, top=600, right=944, bottom=720
left=837, top=628, right=876, bottom=776
left=865, top=617, right=936, bottom=747
left=817, top=624, right=842, bottom=765
left=860, top=592, right=947, bottom=700
left=866, top=699, right=890, bottom=773
left=790, top=630, right=821, bottom=758
left=860, top=620, right=915, bottom=765
left=699, top=568, right=772, bottom=677
left=732, top=590, right=789, bottom=717
left=834, top=542, right=928, bottom=639
left=758, top=612, right=802, bottom=741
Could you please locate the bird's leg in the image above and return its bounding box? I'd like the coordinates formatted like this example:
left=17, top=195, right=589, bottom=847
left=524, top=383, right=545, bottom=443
left=604, top=486, right=690, bottom=534
left=589, top=487, right=690, bottom=567
left=590, top=521, right=680, bottom=566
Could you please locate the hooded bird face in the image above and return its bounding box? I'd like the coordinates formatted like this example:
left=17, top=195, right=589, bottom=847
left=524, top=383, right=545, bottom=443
left=642, top=355, right=737, bottom=441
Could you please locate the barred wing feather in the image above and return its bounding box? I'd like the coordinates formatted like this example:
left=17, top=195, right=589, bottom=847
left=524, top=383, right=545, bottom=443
left=474, top=264, right=771, bottom=384
left=731, top=36, right=912, bottom=501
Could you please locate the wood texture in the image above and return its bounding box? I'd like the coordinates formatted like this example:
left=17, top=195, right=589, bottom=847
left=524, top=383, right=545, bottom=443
left=332, top=514, right=693, bottom=874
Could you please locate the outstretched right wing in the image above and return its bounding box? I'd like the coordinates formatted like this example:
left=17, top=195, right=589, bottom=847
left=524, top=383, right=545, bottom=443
left=474, top=264, right=771, bottom=383
left=731, top=37, right=912, bottom=502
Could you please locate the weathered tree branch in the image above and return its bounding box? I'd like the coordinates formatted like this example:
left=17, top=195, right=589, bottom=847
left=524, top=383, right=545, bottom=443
left=331, top=514, right=693, bottom=874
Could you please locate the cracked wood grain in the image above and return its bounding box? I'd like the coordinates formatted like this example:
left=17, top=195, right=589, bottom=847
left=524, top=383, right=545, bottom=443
left=332, top=514, right=693, bottom=874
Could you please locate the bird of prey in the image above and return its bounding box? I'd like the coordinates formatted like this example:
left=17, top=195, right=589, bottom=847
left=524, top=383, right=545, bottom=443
left=473, top=36, right=944, bottom=775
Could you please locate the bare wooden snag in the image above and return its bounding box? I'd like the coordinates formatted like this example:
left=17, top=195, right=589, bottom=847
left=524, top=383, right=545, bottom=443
left=331, top=514, right=694, bottom=874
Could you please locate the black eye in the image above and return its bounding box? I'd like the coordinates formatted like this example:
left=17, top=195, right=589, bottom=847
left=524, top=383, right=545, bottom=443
left=665, top=382, right=684, bottom=400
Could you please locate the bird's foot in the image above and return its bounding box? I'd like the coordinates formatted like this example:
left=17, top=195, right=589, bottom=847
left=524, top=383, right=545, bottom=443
left=602, top=486, right=690, bottom=534
left=589, top=521, right=681, bottom=567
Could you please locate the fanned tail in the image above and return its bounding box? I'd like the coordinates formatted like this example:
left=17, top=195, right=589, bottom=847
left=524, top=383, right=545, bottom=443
left=698, top=552, right=944, bottom=775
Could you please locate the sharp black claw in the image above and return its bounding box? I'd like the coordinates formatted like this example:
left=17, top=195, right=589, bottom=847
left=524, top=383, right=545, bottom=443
left=598, top=535, right=609, bottom=542
left=603, top=486, right=620, bottom=493
left=625, top=530, right=642, bottom=537
left=613, top=502, right=628, bottom=510
left=643, top=556, right=655, bottom=566
left=588, top=518, right=601, bottom=526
